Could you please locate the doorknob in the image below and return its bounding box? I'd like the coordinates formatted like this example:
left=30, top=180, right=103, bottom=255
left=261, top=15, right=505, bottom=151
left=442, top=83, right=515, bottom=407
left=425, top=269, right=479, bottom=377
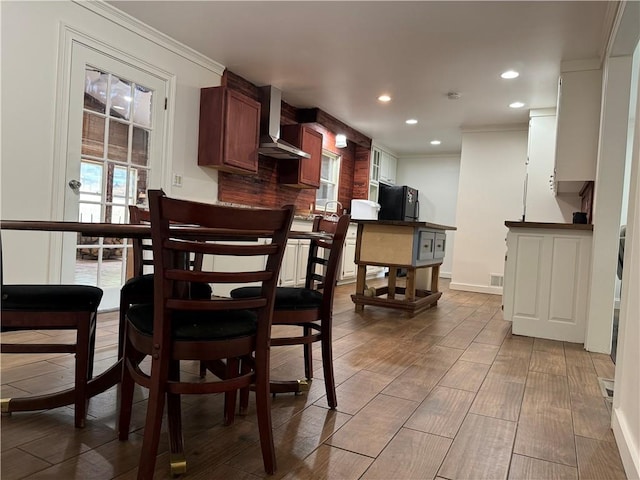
left=68, top=179, right=82, bottom=193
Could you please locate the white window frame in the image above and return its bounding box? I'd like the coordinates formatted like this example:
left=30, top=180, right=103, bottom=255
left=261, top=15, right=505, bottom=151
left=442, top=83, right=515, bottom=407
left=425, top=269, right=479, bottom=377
left=316, top=150, right=341, bottom=212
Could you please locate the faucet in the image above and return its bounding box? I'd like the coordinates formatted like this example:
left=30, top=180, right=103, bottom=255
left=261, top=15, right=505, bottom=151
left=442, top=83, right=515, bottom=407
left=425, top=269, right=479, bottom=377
left=323, top=201, right=343, bottom=219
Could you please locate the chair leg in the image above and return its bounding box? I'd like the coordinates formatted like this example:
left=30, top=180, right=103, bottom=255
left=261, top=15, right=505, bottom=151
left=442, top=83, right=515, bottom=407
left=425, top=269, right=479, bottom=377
left=117, top=296, right=128, bottom=359
left=254, top=352, right=276, bottom=474
left=239, top=356, right=251, bottom=415
left=167, top=360, right=186, bottom=476
left=137, top=356, right=169, bottom=480
left=87, top=312, right=97, bottom=379
left=118, top=337, right=138, bottom=441
left=224, top=357, right=239, bottom=425
left=321, top=322, right=337, bottom=409
left=198, top=360, right=207, bottom=378
left=74, top=320, right=91, bottom=428
left=303, top=325, right=313, bottom=380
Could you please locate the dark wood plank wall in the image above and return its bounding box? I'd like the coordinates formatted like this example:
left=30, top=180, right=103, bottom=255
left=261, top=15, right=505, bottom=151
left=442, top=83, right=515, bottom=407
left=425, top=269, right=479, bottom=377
left=216, top=70, right=370, bottom=213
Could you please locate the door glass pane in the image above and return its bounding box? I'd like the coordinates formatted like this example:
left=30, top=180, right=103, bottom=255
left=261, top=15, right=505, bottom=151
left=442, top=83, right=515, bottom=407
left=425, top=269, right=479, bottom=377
left=132, top=126, right=150, bottom=166
left=108, top=119, right=129, bottom=161
left=110, top=76, right=132, bottom=120
left=133, top=85, right=153, bottom=127
left=84, top=68, right=106, bottom=114
left=81, top=112, right=105, bottom=157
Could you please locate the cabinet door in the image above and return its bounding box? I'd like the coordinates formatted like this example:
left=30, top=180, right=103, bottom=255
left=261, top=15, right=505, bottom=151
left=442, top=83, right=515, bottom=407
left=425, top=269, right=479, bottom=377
left=279, top=240, right=298, bottom=286
left=340, top=239, right=357, bottom=280
left=554, top=69, right=602, bottom=186
left=198, top=87, right=260, bottom=175
left=278, top=125, right=322, bottom=188
left=299, top=127, right=322, bottom=187
left=296, top=240, right=311, bottom=286
left=506, top=231, right=591, bottom=343
left=223, top=89, right=261, bottom=173
left=380, top=150, right=397, bottom=185
left=370, top=148, right=381, bottom=182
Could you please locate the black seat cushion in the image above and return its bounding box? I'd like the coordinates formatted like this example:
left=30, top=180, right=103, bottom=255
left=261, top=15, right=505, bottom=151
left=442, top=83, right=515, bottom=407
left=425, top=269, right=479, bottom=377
left=1, top=284, right=103, bottom=312
left=121, top=274, right=212, bottom=299
left=126, top=303, right=257, bottom=341
left=231, top=287, right=322, bottom=311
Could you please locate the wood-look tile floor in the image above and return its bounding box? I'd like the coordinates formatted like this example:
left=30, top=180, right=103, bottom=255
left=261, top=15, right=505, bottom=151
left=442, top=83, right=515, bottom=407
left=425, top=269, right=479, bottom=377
left=1, top=279, right=626, bottom=479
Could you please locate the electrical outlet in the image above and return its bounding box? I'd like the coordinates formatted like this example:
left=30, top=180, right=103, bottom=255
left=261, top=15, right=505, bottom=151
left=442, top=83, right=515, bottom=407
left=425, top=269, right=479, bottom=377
left=172, top=174, right=183, bottom=187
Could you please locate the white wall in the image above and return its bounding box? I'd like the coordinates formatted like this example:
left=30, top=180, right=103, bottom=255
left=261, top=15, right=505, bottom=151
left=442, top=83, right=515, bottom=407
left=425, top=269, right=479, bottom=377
left=395, top=154, right=460, bottom=277
left=450, top=128, right=528, bottom=294
left=0, top=1, right=223, bottom=282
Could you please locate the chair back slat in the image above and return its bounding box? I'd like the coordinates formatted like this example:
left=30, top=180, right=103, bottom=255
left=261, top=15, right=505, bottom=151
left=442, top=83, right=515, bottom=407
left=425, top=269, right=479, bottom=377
left=166, top=269, right=273, bottom=284
left=167, top=297, right=268, bottom=311
left=165, top=238, right=278, bottom=257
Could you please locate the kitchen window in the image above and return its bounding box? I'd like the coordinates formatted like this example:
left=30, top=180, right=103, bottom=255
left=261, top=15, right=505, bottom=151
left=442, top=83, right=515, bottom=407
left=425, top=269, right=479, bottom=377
left=316, top=150, right=341, bottom=212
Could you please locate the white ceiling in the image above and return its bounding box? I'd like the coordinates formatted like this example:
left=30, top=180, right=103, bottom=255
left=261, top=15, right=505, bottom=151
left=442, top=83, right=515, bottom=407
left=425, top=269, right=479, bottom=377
left=108, top=1, right=613, bottom=156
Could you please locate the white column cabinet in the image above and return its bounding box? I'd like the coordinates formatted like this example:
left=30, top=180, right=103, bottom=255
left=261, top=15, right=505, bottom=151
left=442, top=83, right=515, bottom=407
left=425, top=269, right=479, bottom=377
left=503, top=226, right=593, bottom=343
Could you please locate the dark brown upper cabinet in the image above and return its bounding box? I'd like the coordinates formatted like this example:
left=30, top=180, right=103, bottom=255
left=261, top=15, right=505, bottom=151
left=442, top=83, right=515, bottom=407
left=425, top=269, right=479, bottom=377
left=278, top=124, right=323, bottom=188
left=198, top=86, right=260, bottom=175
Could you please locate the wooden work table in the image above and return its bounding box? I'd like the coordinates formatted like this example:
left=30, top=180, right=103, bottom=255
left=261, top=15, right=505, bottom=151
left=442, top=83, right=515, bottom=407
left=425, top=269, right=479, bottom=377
left=351, top=219, right=456, bottom=316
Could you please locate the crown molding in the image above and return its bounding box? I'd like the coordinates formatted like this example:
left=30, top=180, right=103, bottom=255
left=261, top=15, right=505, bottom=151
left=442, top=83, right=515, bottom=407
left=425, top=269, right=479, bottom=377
left=400, top=153, right=461, bottom=160
left=73, top=0, right=225, bottom=75
left=530, top=108, right=556, bottom=117
left=461, top=123, right=528, bottom=134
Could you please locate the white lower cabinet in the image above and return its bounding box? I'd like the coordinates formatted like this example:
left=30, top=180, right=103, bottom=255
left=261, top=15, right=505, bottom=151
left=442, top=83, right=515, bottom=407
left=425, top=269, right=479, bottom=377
left=503, top=227, right=593, bottom=343
left=296, top=240, right=310, bottom=286
left=279, top=240, right=299, bottom=287
left=340, top=239, right=357, bottom=280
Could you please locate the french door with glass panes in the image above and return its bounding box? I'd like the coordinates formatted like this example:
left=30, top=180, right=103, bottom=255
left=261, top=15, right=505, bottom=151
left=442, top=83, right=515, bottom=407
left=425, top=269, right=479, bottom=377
left=62, top=42, right=167, bottom=309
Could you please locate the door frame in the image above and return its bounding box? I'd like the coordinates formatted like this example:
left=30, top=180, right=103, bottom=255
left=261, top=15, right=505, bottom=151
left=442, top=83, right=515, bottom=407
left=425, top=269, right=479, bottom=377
left=49, top=24, right=173, bottom=283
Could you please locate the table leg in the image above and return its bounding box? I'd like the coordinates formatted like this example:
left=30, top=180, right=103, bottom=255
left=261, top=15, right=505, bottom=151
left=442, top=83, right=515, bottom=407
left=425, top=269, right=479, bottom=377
left=431, top=264, right=440, bottom=293
left=355, top=265, right=367, bottom=312
left=387, top=268, right=397, bottom=299
left=405, top=268, right=416, bottom=302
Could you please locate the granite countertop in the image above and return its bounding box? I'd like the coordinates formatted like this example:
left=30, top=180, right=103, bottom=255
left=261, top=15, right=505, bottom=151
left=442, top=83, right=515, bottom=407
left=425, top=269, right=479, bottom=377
left=353, top=219, right=456, bottom=230
left=505, top=221, right=593, bottom=231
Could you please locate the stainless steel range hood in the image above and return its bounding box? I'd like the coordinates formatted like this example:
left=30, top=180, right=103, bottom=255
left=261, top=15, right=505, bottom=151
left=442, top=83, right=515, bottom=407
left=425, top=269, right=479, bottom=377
left=258, top=86, right=310, bottom=160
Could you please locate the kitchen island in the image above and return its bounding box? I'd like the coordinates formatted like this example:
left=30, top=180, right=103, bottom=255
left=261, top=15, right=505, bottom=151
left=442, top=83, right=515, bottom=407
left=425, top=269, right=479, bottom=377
left=351, top=219, right=456, bottom=315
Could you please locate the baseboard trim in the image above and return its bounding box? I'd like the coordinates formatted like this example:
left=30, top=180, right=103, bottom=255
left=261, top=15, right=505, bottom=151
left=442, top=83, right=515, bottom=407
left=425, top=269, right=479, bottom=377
left=612, top=406, right=640, bottom=480
left=449, top=282, right=503, bottom=295
left=440, top=272, right=452, bottom=279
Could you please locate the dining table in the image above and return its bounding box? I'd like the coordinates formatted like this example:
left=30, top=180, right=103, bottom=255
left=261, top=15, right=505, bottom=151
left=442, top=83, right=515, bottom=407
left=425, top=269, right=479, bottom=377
left=0, top=219, right=332, bottom=416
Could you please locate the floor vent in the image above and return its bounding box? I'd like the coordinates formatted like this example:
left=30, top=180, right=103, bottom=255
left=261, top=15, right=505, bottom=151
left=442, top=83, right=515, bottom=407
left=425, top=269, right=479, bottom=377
left=490, top=274, right=504, bottom=287
left=598, top=377, right=614, bottom=404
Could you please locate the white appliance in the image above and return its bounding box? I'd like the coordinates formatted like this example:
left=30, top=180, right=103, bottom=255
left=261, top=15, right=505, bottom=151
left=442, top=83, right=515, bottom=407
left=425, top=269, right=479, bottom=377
left=350, top=199, right=380, bottom=220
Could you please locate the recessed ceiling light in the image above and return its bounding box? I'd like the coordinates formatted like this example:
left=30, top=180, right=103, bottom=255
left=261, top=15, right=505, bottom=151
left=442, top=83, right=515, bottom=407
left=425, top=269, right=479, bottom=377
left=509, top=101, right=525, bottom=108
left=430, top=140, right=441, bottom=145
left=501, top=70, right=520, bottom=79
left=378, top=94, right=391, bottom=102
left=406, top=119, right=418, bottom=125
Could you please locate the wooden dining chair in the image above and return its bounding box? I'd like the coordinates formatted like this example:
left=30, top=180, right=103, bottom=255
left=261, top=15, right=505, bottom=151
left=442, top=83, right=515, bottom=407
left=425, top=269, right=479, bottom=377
left=118, top=205, right=211, bottom=357
left=117, top=190, right=294, bottom=478
left=230, top=214, right=350, bottom=410
left=0, top=236, right=103, bottom=428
